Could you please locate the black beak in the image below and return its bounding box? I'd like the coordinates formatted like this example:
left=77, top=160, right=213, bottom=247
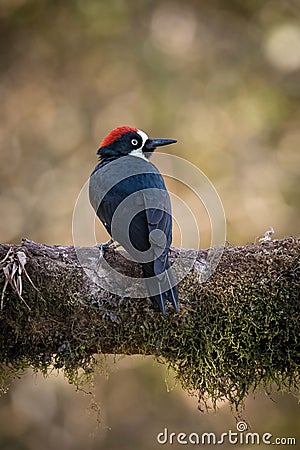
left=144, top=138, right=177, bottom=151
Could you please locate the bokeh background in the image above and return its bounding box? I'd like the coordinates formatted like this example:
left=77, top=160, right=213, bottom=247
left=0, top=0, right=299, bottom=449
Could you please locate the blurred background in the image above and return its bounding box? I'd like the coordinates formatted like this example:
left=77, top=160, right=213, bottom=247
left=0, top=0, right=299, bottom=448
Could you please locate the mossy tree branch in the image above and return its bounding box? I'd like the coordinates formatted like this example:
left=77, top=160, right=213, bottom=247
left=0, top=237, right=299, bottom=408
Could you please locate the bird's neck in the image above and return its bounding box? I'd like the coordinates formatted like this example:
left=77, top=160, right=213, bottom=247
left=91, top=156, right=116, bottom=174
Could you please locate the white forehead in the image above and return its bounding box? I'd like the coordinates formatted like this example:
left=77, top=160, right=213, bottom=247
left=137, top=129, right=149, bottom=146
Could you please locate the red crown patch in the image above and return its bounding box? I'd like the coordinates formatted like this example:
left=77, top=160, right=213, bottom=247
left=100, top=126, right=138, bottom=148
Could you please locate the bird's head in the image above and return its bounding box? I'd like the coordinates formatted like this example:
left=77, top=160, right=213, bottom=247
left=97, top=126, right=177, bottom=160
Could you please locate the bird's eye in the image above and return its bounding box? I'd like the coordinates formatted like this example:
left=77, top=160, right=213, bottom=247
left=131, top=138, right=139, bottom=146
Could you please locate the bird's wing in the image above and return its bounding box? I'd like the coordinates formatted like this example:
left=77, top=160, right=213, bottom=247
left=144, top=190, right=172, bottom=245
left=90, top=158, right=172, bottom=261
left=142, top=187, right=172, bottom=274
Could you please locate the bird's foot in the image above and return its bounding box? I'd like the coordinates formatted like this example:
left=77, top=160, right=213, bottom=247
left=95, top=239, right=120, bottom=257
left=95, top=238, right=114, bottom=249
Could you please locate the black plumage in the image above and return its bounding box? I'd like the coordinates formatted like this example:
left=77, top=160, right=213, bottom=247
left=89, top=127, right=178, bottom=315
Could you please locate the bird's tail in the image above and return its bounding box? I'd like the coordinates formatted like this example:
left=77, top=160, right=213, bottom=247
left=142, top=259, right=178, bottom=315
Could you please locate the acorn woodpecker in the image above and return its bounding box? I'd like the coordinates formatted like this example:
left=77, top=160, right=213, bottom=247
left=89, top=126, right=178, bottom=315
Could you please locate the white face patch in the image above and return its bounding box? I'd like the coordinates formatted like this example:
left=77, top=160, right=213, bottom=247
left=129, top=129, right=149, bottom=161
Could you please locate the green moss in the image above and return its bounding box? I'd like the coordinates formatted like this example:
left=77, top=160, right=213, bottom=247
left=0, top=239, right=299, bottom=411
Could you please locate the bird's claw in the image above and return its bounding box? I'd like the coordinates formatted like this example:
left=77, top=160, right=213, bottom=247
left=95, top=238, right=114, bottom=249
left=95, top=239, right=120, bottom=257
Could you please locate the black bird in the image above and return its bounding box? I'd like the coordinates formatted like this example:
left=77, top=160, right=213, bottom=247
left=89, top=126, right=178, bottom=315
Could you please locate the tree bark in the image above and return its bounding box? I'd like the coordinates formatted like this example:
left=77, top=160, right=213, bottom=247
left=0, top=237, right=299, bottom=406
